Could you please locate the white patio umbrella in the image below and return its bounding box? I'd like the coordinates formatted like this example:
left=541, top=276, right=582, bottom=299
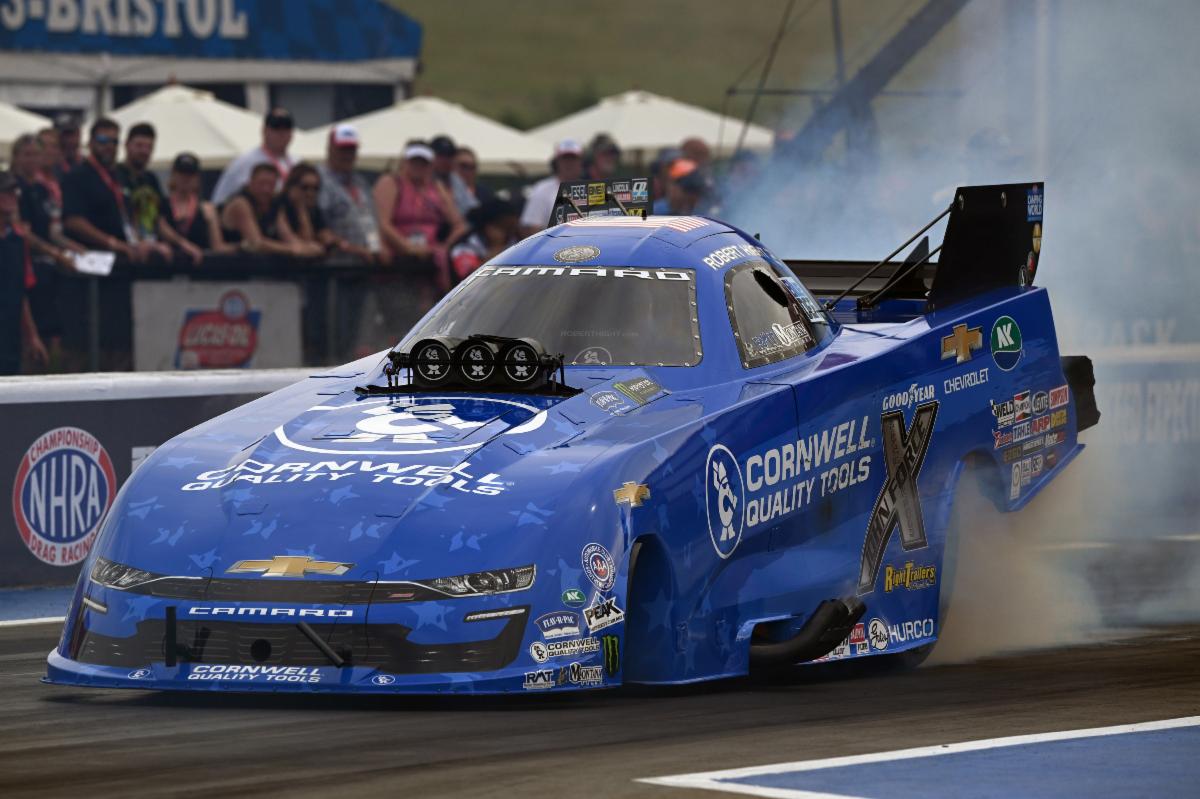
left=295, top=96, right=552, bottom=175
left=530, top=90, right=775, bottom=160
left=0, top=102, right=51, bottom=162
left=106, top=85, right=264, bottom=171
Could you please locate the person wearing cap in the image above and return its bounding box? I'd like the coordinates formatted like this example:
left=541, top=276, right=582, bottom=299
left=166, top=153, right=230, bottom=254
left=62, top=117, right=145, bottom=263
left=373, top=141, right=467, bottom=290
left=448, top=198, right=519, bottom=285
left=430, top=134, right=479, bottom=214
left=0, top=171, right=48, bottom=375
left=680, top=137, right=712, bottom=169
left=653, top=158, right=712, bottom=216
left=317, top=124, right=382, bottom=263
left=210, top=107, right=297, bottom=207
left=519, top=139, right=584, bottom=238
left=118, top=122, right=204, bottom=265
left=584, top=133, right=621, bottom=182
left=53, top=113, right=82, bottom=180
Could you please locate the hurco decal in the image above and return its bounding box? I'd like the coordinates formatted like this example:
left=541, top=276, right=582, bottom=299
left=883, top=561, right=937, bottom=592
left=858, top=403, right=938, bottom=594
left=888, top=618, right=935, bottom=646
left=187, top=665, right=324, bottom=683
left=12, top=427, right=116, bottom=566
left=743, top=417, right=874, bottom=530
left=183, top=459, right=506, bottom=495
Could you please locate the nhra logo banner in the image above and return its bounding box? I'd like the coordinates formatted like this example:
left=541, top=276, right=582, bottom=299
left=11, top=427, right=115, bottom=566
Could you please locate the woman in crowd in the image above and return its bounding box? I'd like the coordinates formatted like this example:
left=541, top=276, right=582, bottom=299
left=273, top=163, right=370, bottom=260
left=373, top=141, right=466, bottom=291
left=219, top=162, right=304, bottom=257
left=166, top=153, right=231, bottom=254
left=448, top=198, right=518, bottom=285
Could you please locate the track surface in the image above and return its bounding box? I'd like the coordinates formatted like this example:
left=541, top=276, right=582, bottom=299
left=1, top=623, right=1197, bottom=798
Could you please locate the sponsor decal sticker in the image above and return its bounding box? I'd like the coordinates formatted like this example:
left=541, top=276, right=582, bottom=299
left=1010, top=463, right=1022, bottom=500
left=557, top=661, right=604, bottom=687
left=586, top=182, right=606, bottom=207
left=631, top=179, right=649, bottom=203
left=705, top=444, right=745, bottom=558
left=187, top=664, right=325, bottom=683
left=868, top=618, right=889, bottom=651
left=1026, top=186, right=1043, bottom=222
left=613, top=481, right=650, bottom=508
left=535, top=611, right=581, bottom=640
left=227, top=555, right=351, bottom=578
left=944, top=367, right=989, bottom=395
left=858, top=403, right=938, bottom=594
left=888, top=618, right=936, bottom=646
left=553, top=244, right=600, bottom=263
left=582, top=543, right=616, bottom=591
left=562, top=588, right=586, bottom=608
left=128, top=669, right=152, bottom=680
left=372, top=674, right=396, bottom=686
left=941, top=323, right=983, bottom=364
left=990, top=316, right=1024, bottom=371
left=583, top=596, right=625, bottom=633
left=1014, top=390, right=1032, bottom=423
left=12, top=427, right=116, bottom=566
left=702, top=243, right=768, bottom=270
left=991, top=397, right=1016, bottom=428
left=1049, top=384, right=1069, bottom=409
left=523, top=669, right=555, bottom=690
left=175, top=290, right=260, bottom=369
left=613, top=376, right=667, bottom=406
left=882, top=383, right=935, bottom=412
left=602, top=634, right=620, bottom=677
left=529, top=637, right=601, bottom=663
left=884, top=561, right=937, bottom=592
left=849, top=622, right=868, bottom=655
left=573, top=346, right=612, bottom=366
left=188, top=607, right=354, bottom=618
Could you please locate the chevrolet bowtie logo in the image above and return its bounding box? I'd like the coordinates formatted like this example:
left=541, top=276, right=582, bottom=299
left=227, top=556, right=353, bottom=578
left=613, top=481, right=651, bottom=507
left=941, top=323, right=983, bottom=364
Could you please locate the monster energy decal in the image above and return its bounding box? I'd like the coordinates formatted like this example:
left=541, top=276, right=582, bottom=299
left=602, top=634, right=620, bottom=678
left=858, top=401, right=939, bottom=594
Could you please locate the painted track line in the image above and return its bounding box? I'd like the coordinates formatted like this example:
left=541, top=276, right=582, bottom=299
left=637, top=716, right=1200, bottom=798
left=0, top=616, right=63, bottom=628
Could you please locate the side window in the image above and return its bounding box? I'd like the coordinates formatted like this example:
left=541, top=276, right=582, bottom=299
left=725, top=260, right=817, bottom=368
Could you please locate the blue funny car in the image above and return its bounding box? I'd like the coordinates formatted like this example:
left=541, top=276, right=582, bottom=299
left=47, top=181, right=1097, bottom=693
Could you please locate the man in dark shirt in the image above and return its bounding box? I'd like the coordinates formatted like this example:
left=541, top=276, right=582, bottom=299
left=62, top=117, right=144, bottom=261
left=0, top=171, right=48, bottom=375
left=116, top=122, right=202, bottom=264
left=53, top=113, right=83, bottom=181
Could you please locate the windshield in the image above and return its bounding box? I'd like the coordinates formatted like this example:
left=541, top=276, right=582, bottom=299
left=402, top=265, right=701, bottom=366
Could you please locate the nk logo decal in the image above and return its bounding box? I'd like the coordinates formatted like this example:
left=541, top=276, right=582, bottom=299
left=12, top=427, right=116, bottom=566
left=990, top=316, right=1024, bottom=371
left=858, top=402, right=938, bottom=594
left=705, top=444, right=744, bottom=559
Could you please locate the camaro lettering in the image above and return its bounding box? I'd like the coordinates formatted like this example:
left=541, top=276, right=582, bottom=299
left=476, top=266, right=691, bottom=281
left=188, top=607, right=353, bottom=618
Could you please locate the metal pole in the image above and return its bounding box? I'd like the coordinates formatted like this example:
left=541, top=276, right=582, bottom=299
left=87, top=277, right=100, bottom=372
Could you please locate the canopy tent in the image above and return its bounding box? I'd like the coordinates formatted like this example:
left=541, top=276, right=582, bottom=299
left=295, top=96, right=552, bottom=174
left=0, top=102, right=50, bottom=162
left=529, top=90, right=775, bottom=159
left=105, top=85, right=265, bottom=171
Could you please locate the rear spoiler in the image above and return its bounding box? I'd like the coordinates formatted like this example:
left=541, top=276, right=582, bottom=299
left=786, top=182, right=1044, bottom=312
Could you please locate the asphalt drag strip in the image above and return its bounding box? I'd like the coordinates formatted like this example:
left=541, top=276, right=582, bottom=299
left=0, top=622, right=1197, bottom=798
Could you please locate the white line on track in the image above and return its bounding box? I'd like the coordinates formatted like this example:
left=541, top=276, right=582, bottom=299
left=637, top=716, right=1200, bottom=798
left=0, top=616, right=64, bottom=628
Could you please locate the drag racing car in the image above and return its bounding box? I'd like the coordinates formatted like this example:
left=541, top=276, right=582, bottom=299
left=47, top=180, right=1097, bottom=694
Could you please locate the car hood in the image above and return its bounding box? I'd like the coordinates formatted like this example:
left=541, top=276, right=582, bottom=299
left=95, top=372, right=679, bottom=581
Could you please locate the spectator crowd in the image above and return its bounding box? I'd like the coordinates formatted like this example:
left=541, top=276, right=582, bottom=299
left=1, top=104, right=745, bottom=376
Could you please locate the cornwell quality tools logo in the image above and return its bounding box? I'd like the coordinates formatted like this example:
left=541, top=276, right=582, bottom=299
left=705, top=444, right=745, bottom=559
left=858, top=402, right=939, bottom=595
left=227, top=556, right=353, bottom=578
left=941, top=324, right=983, bottom=364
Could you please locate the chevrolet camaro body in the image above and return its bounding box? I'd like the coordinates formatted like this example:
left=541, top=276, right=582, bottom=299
left=47, top=183, right=1089, bottom=693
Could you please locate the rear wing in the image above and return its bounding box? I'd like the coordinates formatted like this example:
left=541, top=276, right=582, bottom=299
left=786, top=182, right=1043, bottom=313
left=547, top=177, right=651, bottom=227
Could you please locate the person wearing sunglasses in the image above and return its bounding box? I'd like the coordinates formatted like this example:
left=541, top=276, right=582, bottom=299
left=210, top=107, right=297, bottom=206
left=453, top=146, right=496, bottom=206
left=62, top=117, right=144, bottom=263
left=274, top=162, right=358, bottom=259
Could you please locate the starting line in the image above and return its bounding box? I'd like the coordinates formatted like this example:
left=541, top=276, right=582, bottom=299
left=638, top=716, right=1200, bottom=798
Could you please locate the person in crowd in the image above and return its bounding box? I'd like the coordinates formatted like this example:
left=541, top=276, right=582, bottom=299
left=63, top=117, right=146, bottom=262
left=0, top=171, right=48, bottom=375
left=273, top=162, right=366, bottom=259
left=374, top=141, right=467, bottom=291
left=210, top=107, right=296, bottom=206
left=653, top=158, right=711, bottom=215
left=454, top=145, right=495, bottom=206
left=165, top=153, right=230, bottom=254
left=10, top=134, right=83, bottom=365
left=219, top=162, right=304, bottom=257
left=53, top=113, right=83, bottom=179
left=449, top=198, right=518, bottom=285
left=584, top=133, right=621, bottom=181
left=430, top=134, right=479, bottom=213
left=680, top=137, right=712, bottom=168
left=316, top=124, right=383, bottom=262
left=649, top=146, right=682, bottom=206
left=519, top=139, right=584, bottom=238
left=118, top=122, right=203, bottom=264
